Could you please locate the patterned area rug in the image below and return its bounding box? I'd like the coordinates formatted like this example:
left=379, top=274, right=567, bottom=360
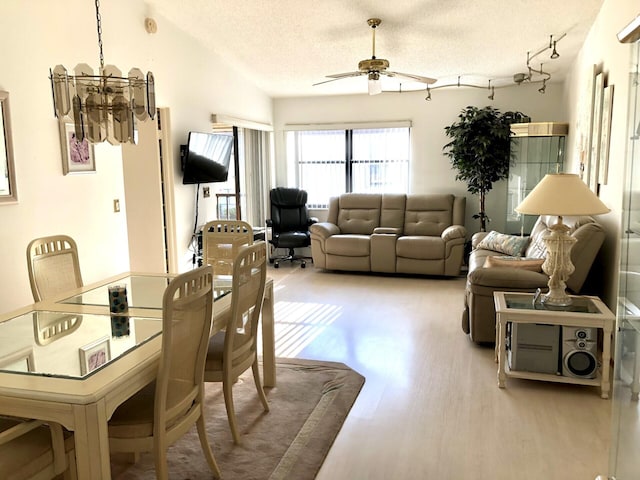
left=111, top=358, right=365, bottom=479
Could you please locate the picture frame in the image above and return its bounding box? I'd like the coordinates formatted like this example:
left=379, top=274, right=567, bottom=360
left=79, top=336, right=111, bottom=375
left=588, top=72, right=604, bottom=193
left=575, top=64, right=597, bottom=183
left=599, top=84, right=614, bottom=185
left=59, top=121, right=95, bottom=175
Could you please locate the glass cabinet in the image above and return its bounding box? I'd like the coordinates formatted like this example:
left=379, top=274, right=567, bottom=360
left=605, top=36, right=640, bottom=480
left=506, top=122, right=568, bottom=235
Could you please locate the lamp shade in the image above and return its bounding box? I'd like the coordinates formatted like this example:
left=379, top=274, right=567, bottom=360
left=515, top=173, right=610, bottom=216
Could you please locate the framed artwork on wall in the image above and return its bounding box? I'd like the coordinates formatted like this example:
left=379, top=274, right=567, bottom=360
left=575, top=64, right=597, bottom=183
left=59, top=121, right=96, bottom=175
left=599, top=84, right=614, bottom=185
left=589, top=72, right=604, bottom=193
left=79, top=336, right=110, bottom=375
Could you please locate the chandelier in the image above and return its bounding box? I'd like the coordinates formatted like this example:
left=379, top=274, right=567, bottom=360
left=49, top=0, right=156, bottom=145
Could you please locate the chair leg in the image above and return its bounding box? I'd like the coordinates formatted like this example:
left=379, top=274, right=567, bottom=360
left=196, top=414, right=221, bottom=478
left=252, top=360, right=270, bottom=412
left=223, top=378, right=242, bottom=444
left=153, top=437, right=169, bottom=480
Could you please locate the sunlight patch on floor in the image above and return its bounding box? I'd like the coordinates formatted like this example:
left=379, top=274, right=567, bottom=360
left=272, top=300, right=340, bottom=358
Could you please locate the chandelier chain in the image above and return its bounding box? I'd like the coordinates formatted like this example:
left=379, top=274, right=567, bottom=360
left=95, top=0, right=104, bottom=69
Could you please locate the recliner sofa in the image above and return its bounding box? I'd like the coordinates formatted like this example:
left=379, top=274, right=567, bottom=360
left=462, top=215, right=606, bottom=344
left=310, top=193, right=467, bottom=276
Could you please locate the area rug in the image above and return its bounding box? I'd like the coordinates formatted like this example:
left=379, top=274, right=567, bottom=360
left=111, top=358, right=365, bottom=480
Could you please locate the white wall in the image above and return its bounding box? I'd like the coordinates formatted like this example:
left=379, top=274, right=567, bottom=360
left=273, top=83, right=566, bottom=234
left=563, top=0, right=638, bottom=307
left=0, top=0, right=272, bottom=314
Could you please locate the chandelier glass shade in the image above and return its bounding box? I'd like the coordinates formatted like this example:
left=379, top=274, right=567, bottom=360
left=49, top=0, right=156, bottom=145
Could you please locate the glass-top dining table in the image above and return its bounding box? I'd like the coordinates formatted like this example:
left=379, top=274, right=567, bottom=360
left=0, top=271, right=275, bottom=479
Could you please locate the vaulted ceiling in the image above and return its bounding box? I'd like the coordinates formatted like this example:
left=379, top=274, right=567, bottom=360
left=147, top=0, right=604, bottom=97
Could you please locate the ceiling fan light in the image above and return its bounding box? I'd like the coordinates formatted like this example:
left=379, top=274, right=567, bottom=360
left=368, top=72, right=382, bottom=95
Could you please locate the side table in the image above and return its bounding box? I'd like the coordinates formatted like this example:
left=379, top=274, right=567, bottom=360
left=494, top=291, right=615, bottom=399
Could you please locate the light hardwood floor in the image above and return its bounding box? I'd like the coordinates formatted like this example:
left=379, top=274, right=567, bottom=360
left=266, top=263, right=611, bottom=480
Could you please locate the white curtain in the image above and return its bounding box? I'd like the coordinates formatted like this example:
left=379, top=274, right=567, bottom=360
left=242, top=128, right=271, bottom=226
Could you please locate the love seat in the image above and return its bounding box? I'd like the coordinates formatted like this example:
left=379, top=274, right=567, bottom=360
left=462, top=215, right=606, bottom=343
left=310, top=193, right=466, bottom=276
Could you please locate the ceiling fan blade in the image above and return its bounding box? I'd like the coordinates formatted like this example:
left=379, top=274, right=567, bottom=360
left=313, top=71, right=366, bottom=87
left=325, top=71, right=366, bottom=79
left=313, top=77, right=349, bottom=86
left=385, top=71, right=437, bottom=85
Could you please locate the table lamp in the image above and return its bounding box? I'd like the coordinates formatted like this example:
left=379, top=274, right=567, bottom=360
left=515, top=173, right=610, bottom=306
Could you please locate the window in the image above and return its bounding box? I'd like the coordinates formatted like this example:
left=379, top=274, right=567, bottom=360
left=287, top=127, right=410, bottom=208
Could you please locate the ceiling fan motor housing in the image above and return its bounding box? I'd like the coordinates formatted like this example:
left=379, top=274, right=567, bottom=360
left=359, top=58, right=389, bottom=72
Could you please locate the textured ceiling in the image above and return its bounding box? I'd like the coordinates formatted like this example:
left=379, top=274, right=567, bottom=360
left=147, top=0, right=604, bottom=98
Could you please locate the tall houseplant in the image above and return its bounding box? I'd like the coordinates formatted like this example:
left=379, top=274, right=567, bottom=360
left=443, top=106, right=529, bottom=232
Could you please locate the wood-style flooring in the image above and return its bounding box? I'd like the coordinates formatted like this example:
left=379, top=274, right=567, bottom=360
left=265, top=263, right=611, bottom=480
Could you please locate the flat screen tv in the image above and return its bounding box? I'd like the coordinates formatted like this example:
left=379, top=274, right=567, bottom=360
left=182, top=131, right=233, bottom=184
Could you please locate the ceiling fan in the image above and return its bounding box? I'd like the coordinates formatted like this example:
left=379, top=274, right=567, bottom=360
left=314, top=18, right=437, bottom=95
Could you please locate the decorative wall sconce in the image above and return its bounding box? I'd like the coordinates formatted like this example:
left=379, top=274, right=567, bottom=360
left=49, top=0, right=156, bottom=145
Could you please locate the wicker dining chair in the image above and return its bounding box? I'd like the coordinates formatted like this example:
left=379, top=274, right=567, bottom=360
left=26, top=235, right=83, bottom=302
left=204, top=241, right=269, bottom=444
left=107, top=265, right=221, bottom=480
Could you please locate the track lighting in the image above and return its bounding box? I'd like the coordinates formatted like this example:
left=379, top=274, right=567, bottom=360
left=425, top=85, right=432, bottom=101
left=550, top=40, right=559, bottom=59
left=488, top=81, right=495, bottom=100
left=538, top=79, right=547, bottom=94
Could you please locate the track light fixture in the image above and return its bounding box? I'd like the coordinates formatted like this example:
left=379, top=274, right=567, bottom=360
left=421, top=33, right=565, bottom=102
left=550, top=40, right=560, bottom=59
left=487, top=81, right=495, bottom=100
left=538, top=78, right=547, bottom=94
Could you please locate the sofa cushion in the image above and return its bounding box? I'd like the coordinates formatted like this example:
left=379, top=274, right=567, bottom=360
left=380, top=194, right=406, bottom=229
left=476, top=231, right=530, bottom=256
left=326, top=235, right=370, bottom=256
left=404, top=194, right=454, bottom=236
left=484, top=255, right=545, bottom=272
left=336, top=194, right=381, bottom=234
left=396, top=236, right=444, bottom=260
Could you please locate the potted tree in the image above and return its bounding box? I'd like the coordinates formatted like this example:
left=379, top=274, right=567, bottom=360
left=443, top=105, right=529, bottom=232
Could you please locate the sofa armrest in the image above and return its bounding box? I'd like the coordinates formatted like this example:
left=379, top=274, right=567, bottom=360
left=310, top=222, right=340, bottom=239
left=468, top=266, right=548, bottom=289
left=374, top=227, right=402, bottom=235
left=471, top=231, right=489, bottom=249
left=442, top=225, right=466, bottom=242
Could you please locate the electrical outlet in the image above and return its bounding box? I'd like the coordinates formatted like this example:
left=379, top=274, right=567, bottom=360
left=113, top=199, right=120, bottom=212
left=203, top=187, right=210, bottom=198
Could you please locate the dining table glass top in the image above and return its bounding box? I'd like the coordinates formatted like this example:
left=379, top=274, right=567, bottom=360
left=0, top=274, right=233, bottom=380
left=0, top=310, right=162, bottom=379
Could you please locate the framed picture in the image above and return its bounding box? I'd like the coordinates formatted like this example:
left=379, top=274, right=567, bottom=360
left=79, top=336, right=111, bottom=375
left=588, top=72, right=604, bottom=193
left=59, top=121, right=95, bottom=175
left=599, top=85, right=614, bottom=185
left=575, top=64, right=597, bottom=183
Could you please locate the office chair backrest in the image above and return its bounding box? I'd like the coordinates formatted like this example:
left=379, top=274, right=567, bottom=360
left=270, top=187, right=310, bottom=233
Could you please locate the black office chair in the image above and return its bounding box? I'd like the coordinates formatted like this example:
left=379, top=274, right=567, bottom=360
left=266, top=187, right=316, bottom=268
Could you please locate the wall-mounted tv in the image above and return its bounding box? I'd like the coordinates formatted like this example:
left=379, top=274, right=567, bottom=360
left=181, top=131, right=233, bottom=184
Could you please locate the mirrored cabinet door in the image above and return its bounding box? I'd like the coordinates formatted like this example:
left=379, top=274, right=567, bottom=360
left=608, top=38, right=640, bottom=480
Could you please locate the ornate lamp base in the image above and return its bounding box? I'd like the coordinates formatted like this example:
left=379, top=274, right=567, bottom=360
left=541, top=216, right=577, bottom=307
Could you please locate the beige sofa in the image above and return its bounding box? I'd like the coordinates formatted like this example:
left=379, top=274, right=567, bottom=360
left=310, top=193, right=467, bottom=276
left=462, top=215, right=606, bottom=344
